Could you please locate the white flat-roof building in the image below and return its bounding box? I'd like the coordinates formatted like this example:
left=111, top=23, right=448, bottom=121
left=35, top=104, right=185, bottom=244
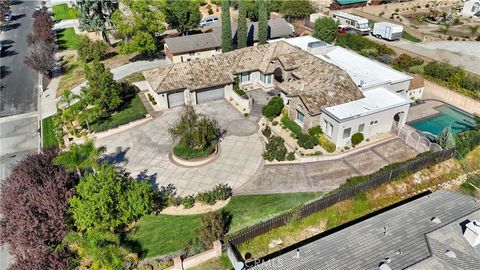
left=270, top=36, right=413, bottom=95
left=321, top=88, right=410, bottom=147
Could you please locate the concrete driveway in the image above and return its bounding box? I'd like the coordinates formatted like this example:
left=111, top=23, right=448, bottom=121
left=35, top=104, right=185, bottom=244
left=96, top=100, right=263, bottom=196
left=235, top=139, right=418, bottom=195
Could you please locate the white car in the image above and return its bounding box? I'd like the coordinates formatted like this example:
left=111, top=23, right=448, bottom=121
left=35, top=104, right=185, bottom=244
left=199, top=16, right=219, bottom=28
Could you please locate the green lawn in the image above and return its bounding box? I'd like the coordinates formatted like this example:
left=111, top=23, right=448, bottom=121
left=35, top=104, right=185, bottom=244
left=90, top=95, right=147, bottom=132
left=42, top=115, right=59, bottom=148
left=57, top=28, right=81, bottom=50
left=118, top=72, right=146, bottom=83
left=402, top=31, right=421, bottom=42
left=52, top=4, right=79, bottom=21
left=127, top=192, right=323, bottom=259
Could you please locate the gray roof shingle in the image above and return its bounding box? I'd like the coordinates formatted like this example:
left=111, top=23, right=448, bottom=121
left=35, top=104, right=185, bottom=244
left=249, top=190, right=480, bottom=270
left=164, top=32, right=221, bottom=54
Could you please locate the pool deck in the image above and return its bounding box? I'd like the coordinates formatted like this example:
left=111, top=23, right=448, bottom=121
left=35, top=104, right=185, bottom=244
left=406, top=100, right=446, bottom=123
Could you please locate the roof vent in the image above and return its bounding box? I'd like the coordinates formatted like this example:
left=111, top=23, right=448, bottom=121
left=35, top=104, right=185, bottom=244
left=445, top=250, right=456, bottom=258
left=378, top=262, right=392, bottom=270
left=431, top=217, right=442, bottom=224
left=463, top=220, right=480, bottom=247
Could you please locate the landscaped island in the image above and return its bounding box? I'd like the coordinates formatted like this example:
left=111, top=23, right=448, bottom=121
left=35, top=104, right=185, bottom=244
left=169, top=105, right=221, bottom=161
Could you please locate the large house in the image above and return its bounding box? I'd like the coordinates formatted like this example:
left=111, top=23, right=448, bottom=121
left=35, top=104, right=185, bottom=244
left=248, top=190, right=480, bottom=270
left=144, top=40, right=412, bottom=148
left=164, top=18, right=293, bottom=63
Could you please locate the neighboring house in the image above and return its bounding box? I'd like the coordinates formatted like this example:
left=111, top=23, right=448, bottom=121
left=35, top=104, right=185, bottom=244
left=462, top=0, right=480, bottom=18
left=164, top=18, right=293, bottom=63
left=164, top=32, right=222, bottom=63
left=144, top=40, right=410, bottom=148
left=407, top=74, right=425, bottom=101
left=250, top=190, right=480, bottom=270
left=330, top=0, right=367, bottom=10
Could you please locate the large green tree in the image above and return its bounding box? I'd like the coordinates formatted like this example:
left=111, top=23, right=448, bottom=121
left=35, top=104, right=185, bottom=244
left=111, top=0, right=165, bottom=55
left=258, top=0, right=268, bottom=45
left=237, top=0, right=247, bottom=48
left=77, top=0, right=118, bottom=43
left=280, top=0, right=314, bottom=19
left=83, top=60, right=123, bottom=113
left=313, top=17, right=338, bottom=43
left=221, top=0, right=232, bottom=52
left=165, top=0, right=202, bottom=35
left=69, top=164, right=154, bottom=231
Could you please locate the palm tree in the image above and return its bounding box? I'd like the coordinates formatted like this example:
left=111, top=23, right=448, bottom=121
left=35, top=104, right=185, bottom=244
left=53, top=139, right=106, bottom=177
left=79, top=106, right=102, bottom=134
left=63, top=229, right=131, bottom=270
left=58, top=89, right=79, bottom=109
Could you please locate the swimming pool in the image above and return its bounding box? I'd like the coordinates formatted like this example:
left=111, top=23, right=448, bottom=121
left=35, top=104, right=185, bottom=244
left=408, top=105, right=476, bottom=137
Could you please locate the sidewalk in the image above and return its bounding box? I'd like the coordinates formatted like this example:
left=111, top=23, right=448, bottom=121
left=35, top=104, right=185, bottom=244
left=40, top=58, right=170, bottom=119
left=53, top=19, right=79, bottom=30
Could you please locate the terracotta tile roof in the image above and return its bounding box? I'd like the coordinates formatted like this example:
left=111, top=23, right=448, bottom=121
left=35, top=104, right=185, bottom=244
left=408, top=74, right=425, bottom=91
left=144, top=42, right=364, bottom=114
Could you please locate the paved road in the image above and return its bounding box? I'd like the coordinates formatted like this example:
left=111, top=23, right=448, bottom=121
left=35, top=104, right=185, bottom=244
left=0, top=1, right=38, bottom=117
left=0, top=1, right=41, bottom=269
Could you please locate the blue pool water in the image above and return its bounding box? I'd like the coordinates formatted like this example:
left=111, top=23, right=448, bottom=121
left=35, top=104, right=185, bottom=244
left=409, top=105, right=476, bottom=136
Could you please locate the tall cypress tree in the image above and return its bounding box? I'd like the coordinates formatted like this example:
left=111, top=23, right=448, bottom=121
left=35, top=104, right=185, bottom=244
left=221, top=0, right=232, bottom=52
left=258, top=0, right=268, bottom=45
left=237, top=0, right=247, bottom=49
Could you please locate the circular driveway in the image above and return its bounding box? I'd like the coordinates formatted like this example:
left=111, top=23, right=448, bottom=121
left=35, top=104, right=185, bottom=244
left=96, top=100, right=263, bottom=195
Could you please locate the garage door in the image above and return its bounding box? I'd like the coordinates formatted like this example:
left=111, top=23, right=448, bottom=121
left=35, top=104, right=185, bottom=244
left=196, top=86, right=225, bottom=104
left=167, top=91, right=185, bottom=108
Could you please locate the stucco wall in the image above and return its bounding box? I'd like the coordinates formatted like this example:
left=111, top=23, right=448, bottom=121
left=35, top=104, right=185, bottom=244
left=363, top=79, right=411, bottom=96
left=146, top=82, right=169, bottom=110
left=321, top=103, right=411, bottom=147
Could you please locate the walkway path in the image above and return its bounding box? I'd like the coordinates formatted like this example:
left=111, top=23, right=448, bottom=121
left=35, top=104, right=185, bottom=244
left=53, top=19, right=79, bottom=30
left=234, top=138, right=418, bottom=195
left=40, top=58, right=170, bottom=119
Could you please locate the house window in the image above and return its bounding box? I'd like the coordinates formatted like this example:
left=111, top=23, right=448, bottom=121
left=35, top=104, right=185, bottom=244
left=358, top=124, right=365, bottom=133
left=241, top=72, right=250, bottom=83
left=370, top=120, right=378, bottom=126
left=260, top=73, right=272, bottom=84
left=343, top=128, right=351, bottom=139
left=325, top=120, right=333, bottom=137
left=296, top=110, right=305, bottom=123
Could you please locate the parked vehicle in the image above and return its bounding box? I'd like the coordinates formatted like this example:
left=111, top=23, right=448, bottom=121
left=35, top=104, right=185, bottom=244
left=337, top=26, right=357, bottom=35
left=372, top=22, right=403, bottom=41
left=199, top=16, right=219, bottom=28
left=4, top=12, right=11, bottom=22
left=331, top=12, right=370, bottom=36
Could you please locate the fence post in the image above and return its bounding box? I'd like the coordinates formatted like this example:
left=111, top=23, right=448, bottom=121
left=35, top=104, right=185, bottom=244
left=173, top=256, right=183, bottom=270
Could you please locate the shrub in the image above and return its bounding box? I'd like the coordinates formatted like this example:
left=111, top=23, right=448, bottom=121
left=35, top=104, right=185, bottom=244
left=393, top=54, right=424, bottom=71
left=234, top=88, right=246, bottom=96
left=337, top=34, right=395, bottom=57
left=395, top=8, right=400, bottom=12
left=196, top=212, right=228, bottom=249
left=281, top=116, right=302, bottom=136
left=318, top=134, right=336, bottom=152
left=308, top=125, right=323, bottom=136
left=196, top=184, right=232, bottom=205
left=313, top=17, right=338, bottom=43
left=262, top=125, right=272, bottom=138
left=272, top=120, right=279, bottom=126
left=208, top=7, right=214, bottom=15
left=262, top=96, right=284, bottom=119
left=297, top=133, right=319, bottom=149
left=147, top=93, right=157, bottom=105
left=467, top=173, right=480, bottom=188
left=173, top=143, right=212, bottom=160
left=263, top=136, right=287, bottom=161
left=351, top=133, right=364, bottom=146
left=196, top=191, right=216, bottom=205
left=182, top=195, right=195, bottom=209
left=287, top=152, right=295, bottom=161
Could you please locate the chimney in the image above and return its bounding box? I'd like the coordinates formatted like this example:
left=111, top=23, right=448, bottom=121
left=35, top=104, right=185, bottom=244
left=463, top=220, right=480, bottom=247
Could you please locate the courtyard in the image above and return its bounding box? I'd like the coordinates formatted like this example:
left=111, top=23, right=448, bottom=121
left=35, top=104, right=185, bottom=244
left=97, top=100, right=263, bottom=196
left=97, top=98, right=419, bottom=195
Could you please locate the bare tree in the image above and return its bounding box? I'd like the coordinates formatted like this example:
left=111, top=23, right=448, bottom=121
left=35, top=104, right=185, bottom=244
left=24, top=40, right=56, bottom=77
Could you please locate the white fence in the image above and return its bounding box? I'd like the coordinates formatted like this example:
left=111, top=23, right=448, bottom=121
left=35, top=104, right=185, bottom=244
left=392, top=123, right=442, bottom=153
